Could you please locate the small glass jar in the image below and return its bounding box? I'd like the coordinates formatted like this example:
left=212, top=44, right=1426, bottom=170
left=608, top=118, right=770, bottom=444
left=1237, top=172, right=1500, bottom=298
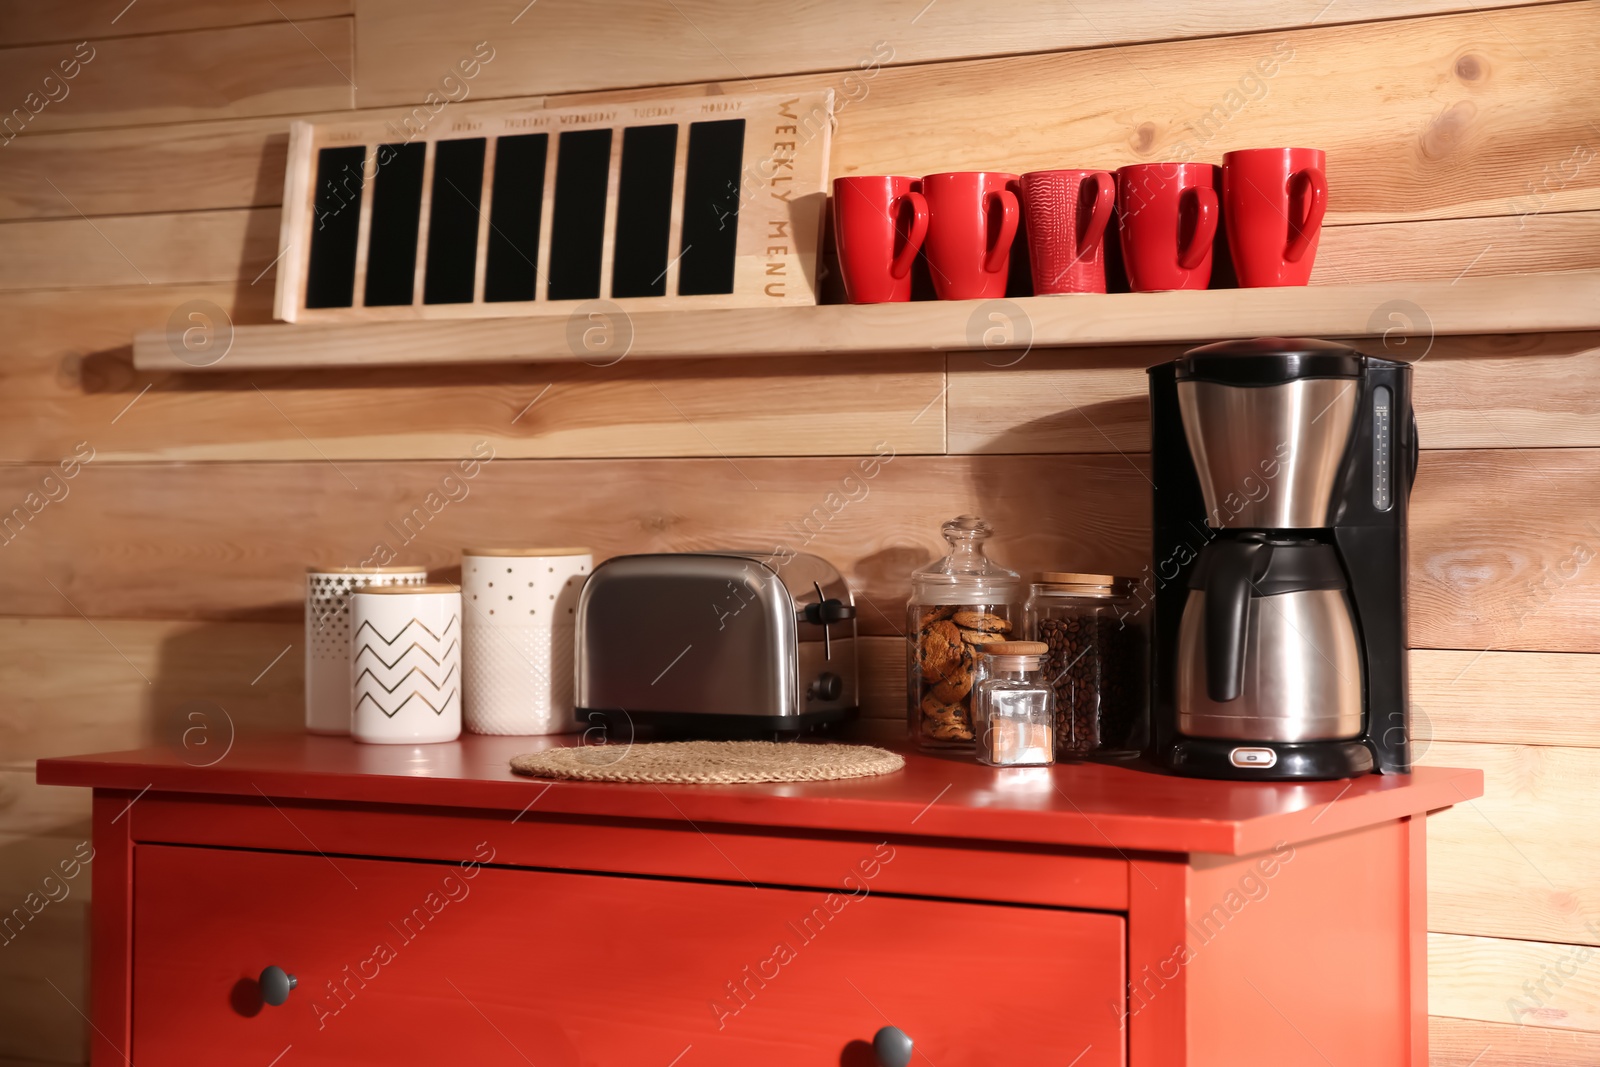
left=1025, top=572, right=1149, bottom=761
left=972, top=641, right=1055, bottom=767
left=906, top=516, right=1021, bottom=752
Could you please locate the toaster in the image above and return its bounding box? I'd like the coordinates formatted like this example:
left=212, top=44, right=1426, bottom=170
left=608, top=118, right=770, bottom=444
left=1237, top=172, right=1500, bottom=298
left=574, top=551, right=858, bottom=735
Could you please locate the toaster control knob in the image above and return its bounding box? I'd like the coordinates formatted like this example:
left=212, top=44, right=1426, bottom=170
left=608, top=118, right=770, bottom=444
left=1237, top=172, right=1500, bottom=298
left=803, top=598, right=856, bottom=625
left=813, top=672, right=843, bottom=702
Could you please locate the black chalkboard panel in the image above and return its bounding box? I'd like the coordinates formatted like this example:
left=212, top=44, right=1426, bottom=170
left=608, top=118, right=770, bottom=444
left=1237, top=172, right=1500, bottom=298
left=677, top=119, right=745, bottom=296
left=304, top=145, right=366, bottom=308
left=364, top=142, right=427, bottom=307
left=423, top=137, right=487, bottom=305
left=483, top=133, right=548, bottom=303
left=611, top=124, right=679, bottom=298
left=546, top=128, right=613, bottom=301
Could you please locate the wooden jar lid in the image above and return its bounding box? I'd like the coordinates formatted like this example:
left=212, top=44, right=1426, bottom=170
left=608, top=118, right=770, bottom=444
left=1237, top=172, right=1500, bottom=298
left=354, top=583, right=461, bottom=595
left=981, top=640, right=1048, bottom=656
left=462, top=546, right=592, bottom=557
left=305, top=565, right=427, bottom=574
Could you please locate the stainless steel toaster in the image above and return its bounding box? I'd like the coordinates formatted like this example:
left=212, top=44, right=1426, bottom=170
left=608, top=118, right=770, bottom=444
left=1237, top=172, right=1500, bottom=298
left=574, top=551, right=858, bottom=735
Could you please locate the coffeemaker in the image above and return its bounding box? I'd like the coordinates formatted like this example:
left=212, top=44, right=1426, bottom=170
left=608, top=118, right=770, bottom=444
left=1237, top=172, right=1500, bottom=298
left=1147, top=337, right=1418, bottom=779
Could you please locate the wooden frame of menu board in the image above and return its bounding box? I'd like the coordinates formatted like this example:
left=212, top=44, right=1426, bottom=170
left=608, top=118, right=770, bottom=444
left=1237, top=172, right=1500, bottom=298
left=273, top=90, right=835, bottom=323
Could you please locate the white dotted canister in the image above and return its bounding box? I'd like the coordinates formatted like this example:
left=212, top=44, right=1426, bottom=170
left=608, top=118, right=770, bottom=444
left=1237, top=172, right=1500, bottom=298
left=461, top=546, right=592, bottom=735
left=305, top=566, right=427, bottom=735
left=351, top=584, right=462, bottom=745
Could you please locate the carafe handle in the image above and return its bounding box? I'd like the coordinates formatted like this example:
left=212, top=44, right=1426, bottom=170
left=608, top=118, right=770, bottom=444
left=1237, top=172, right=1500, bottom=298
left=1204, top=541, right=1261, bottom=703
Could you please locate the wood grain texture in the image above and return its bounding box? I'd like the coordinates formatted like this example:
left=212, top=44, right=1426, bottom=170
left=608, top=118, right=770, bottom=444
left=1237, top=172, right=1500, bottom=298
left=1413, top=651, right=1600, bottom=748
left=948, top=331, right=1600, bottom=454
left=0, top=209, right=277, bottom=291
left=0, top=894, right=88, bottom=1064
left=133, top=269, right=1600, bottom=372
left=1429, top=1016, right=1600, bottom=1065
left=0, top=617, right=301, bottom=764
left=1312, top=212, right=1600, bottom=283
left=0, top=770, right=89, bottom=840
left=0, top=454, right=1147, bottom=626
left=0, top=287, right=945, bottom=462
left=0, top=19, right=354, bottom=136
left=1423, top=741, right=1600, bottom=947
left=0, top=0, right=350, bottom=47
left=0, top=450, right=1595, bottom=654
left=1431, top=930, right=1600, bottom=1033
left=0, top=97, right=547, bottom=223
left=549, top=2, right=1600, bottom=224
left=355, top=0, right=1570, bottom=110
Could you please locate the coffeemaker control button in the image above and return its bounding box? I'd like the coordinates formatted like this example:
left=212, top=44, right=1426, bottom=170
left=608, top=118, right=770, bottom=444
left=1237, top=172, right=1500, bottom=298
left=1230, top=747, right=1278, bottom=769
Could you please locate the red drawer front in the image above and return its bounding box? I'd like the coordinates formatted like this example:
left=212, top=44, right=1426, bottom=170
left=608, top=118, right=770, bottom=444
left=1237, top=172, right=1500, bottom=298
left=132, top=844, right=1126, bottom=1065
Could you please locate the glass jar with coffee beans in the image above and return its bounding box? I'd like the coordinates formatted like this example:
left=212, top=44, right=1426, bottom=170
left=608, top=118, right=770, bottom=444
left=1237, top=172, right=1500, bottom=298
left=907, top=516, right=1021, bottom=752
left=1025, top=573, right=1149, bottom=760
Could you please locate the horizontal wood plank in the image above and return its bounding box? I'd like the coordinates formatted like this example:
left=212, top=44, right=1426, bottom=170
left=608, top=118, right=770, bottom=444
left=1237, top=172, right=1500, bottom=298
left=0, top=450, right=1595, bottom=654
left=1413, top=650, right=1600, bottom=749
left=1431, top=930, right=1600, bottom=1033
left=0, top=895, right=88, bottom=1064
left=0, top=286, right=945, bottom=462
left=0, top=97, right=544, bottom=222
left=948, top=331, right=1600, bottom=454
left=0, top=770, right=89, bottom=840
left=358, top=0, right=1570, bottom=118
left=0, top=19, right=353, bottom=136
left=0, top=454, right=1146, bottom=626
left=0, top=0, right=350, bottom=47
left=552, top=2, right=1600, bottom=224
left=0, top=209, right=277, bottom=291
left=1429, top=1016, right=1600, bottom=1065
left=1423, top=741, right=1600, bottom=947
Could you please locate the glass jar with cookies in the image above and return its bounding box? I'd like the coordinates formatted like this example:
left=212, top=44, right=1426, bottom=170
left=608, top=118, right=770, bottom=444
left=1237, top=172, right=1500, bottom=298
left=907, top=515, right=1022, bottom=751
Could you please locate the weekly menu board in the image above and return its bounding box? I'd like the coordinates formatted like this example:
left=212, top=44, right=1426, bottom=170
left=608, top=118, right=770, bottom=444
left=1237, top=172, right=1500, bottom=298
left=275, top=90, right=835, bottom=322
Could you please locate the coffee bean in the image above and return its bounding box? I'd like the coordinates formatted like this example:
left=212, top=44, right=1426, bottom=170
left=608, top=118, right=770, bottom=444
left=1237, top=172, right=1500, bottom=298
left=1037, top=613, right=1144, bottom=758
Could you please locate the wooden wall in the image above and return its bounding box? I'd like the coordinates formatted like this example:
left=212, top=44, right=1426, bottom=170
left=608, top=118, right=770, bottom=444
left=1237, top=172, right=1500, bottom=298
left=3, top=2, right=1598, bottom=1063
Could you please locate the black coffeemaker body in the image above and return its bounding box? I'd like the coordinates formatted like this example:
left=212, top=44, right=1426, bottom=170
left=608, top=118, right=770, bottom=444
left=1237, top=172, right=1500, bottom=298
left=1147, top=338, right=1418, bottom=780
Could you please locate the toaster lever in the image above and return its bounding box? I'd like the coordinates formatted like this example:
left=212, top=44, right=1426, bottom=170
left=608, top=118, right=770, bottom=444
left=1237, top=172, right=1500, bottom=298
left=804, top=581, right=856, bottom=661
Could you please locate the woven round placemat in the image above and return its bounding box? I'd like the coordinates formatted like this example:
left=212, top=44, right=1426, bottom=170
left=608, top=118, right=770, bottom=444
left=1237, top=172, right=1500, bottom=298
left=509, top=741, right=904, bottom=784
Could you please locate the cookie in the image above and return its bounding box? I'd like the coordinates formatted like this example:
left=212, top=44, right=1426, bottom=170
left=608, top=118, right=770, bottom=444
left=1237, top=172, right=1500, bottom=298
left=959, top=629, right=1006, bottom=646
left=930, top=669, right=974, bottom=702
left=917, top=619, right=964, bottom=679
left=953, top=611, right=1010, bottom=633
left=918, top=605, right=956, bottom=629
left=921, top=692, right=974, bottom=741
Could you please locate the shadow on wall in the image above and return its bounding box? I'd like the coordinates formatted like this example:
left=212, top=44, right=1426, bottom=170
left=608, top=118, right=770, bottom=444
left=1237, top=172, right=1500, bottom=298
left=144, top=614, right=305, bottom=766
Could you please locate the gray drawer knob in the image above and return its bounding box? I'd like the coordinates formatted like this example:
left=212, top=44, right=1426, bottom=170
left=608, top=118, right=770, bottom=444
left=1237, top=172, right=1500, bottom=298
left=873, top=1025, right=913, bottom=1067
left=259, top=965, right=298, bottom=1006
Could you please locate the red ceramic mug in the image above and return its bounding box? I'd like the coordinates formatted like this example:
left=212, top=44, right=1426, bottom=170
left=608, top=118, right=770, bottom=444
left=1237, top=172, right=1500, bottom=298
left=1115, top=163, right=1219, bottom=292
left=1223, top=147, right=1328, bottom=287
left=1020, top=169, right=1116, bottom=294
left=832, top=175, right=930, bottom=303
left=921, top=171, right=1020, bottom=300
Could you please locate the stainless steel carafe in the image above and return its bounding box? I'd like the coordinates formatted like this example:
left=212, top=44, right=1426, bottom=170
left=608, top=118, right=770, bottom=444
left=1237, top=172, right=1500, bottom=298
left=1175, top=537, right=1362, bottom=742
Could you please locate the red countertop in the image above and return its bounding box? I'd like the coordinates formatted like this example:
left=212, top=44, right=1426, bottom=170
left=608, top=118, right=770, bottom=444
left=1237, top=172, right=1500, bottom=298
left=36, top=734, right=1481, bottom=856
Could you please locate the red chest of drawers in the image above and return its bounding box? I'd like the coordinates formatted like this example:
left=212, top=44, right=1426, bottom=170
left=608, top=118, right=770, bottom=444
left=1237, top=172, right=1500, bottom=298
left=38, top=736, right=1481, bottom=1066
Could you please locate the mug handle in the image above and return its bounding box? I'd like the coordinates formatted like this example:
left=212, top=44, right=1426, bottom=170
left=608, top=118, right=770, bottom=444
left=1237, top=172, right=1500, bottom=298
left=1081, top=172, right=1117, bottom=252
left=1178, top=185, right=1219, bottom=271
left=985, top=188, right=1020, bottom=274
left=890, top=190, right=930, bottom=280
left=1285, top=167, right=1327, bottom=263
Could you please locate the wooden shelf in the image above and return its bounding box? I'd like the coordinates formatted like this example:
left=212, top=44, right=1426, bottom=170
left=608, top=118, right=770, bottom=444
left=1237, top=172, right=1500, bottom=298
left=132, top=270, right=1600, bottom=372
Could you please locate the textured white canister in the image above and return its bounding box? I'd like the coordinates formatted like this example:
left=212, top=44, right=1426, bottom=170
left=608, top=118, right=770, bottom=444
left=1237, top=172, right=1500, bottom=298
left=350, top=584, right=462, bottom=744
left=461, top=546, right=592, bottom=735
left=305, top=565, right=427, bottom=735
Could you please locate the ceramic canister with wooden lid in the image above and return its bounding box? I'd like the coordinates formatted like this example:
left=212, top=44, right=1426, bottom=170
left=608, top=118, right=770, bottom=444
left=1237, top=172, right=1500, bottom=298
left=461, top=547, right=592, bottom=735
left=350, top=584, right=462, bottom=744
left=304, top=565, right=427, bottom=734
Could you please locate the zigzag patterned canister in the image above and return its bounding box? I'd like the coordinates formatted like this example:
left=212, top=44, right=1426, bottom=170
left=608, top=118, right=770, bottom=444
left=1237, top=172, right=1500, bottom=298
left=461, top=547, right=592, bottom=735
left=305, top=565, right=427, bottom=735
left=350, top=584, right=463, bottom=744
